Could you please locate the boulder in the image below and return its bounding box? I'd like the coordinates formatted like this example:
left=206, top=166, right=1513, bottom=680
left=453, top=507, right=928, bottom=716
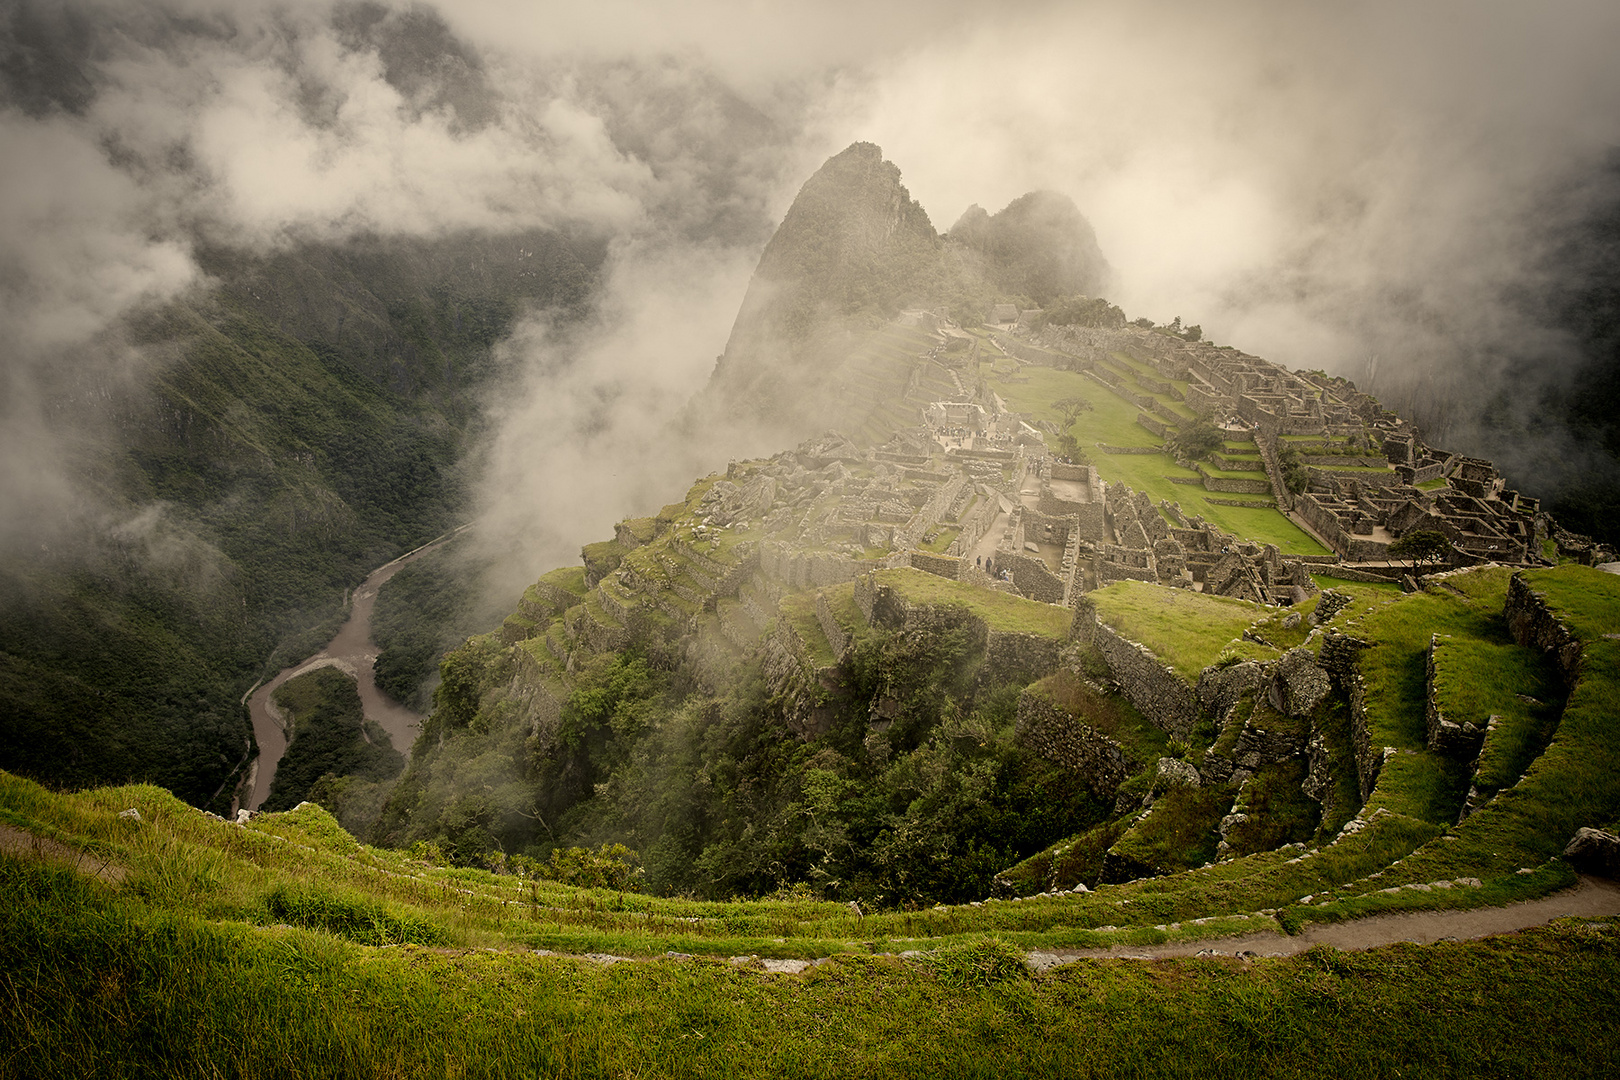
left=1151, top=757, right=1201, bottom=794
left=1268, top=647, right=1332, bottom=718
left=1563, top=828, right=1620, bottom=878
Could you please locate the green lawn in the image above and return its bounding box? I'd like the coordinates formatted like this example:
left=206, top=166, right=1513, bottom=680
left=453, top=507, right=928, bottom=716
left=1088, top=581, right=1261, bottom=682
left=986, top=364, right=1326, bottom=555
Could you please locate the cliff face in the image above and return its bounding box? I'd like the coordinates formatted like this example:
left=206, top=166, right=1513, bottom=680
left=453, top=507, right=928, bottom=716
left=716, top=143, right=940, bottom=375
left=948, top=191, right=1112, bottom=306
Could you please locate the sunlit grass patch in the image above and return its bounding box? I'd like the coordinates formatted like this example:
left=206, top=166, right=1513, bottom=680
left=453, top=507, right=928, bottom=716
left=871, top=567, right=1073, bottom=639
left=1090, top=581, right=1260, bottom=682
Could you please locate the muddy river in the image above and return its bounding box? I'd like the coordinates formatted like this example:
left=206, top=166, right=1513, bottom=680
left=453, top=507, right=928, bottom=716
left=241, top=528, right=466, bottom=812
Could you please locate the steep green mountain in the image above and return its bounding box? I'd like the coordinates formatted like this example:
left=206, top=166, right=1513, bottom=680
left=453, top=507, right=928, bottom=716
left=357, top=145, right=1617, bottom=919
left=0, top=230, right=601, bottom=811
left=703, top=143, right=1109, bottom=442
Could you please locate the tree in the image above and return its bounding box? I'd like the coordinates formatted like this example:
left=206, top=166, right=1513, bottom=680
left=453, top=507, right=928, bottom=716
left=1388, top=529, right=1453, bottom=569
left=1056, top=432, right=1089, bottom=464
left=1171, top=419, right=1224, bottom=462
left=1276, top=444, right=1311, bottom=495
left=1053, top=395, right=1093, bottom=427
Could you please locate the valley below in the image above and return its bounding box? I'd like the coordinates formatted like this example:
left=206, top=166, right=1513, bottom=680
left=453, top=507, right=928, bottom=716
left=244, top=526, right=468, bottom=813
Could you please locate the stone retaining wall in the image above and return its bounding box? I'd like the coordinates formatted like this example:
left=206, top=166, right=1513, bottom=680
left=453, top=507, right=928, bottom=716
left=814, top=590, right=850, bottom=658
left=995, top=549, right=1066, bottom=604
left=1424, top=634, right=1485, bottom=756
left=1015, top=690, right=1132, bottom=797
left=530, top=580, right=585, bottom=616
left=1086, top=616, right=1199, bottom=739
left=760, top=620, right=837, bottom=740
left=1206, top=497, right=1277, bottom=509
left=1504, top=572, right=1584, bottom=685
left=909, top=551, right=963, bottom=581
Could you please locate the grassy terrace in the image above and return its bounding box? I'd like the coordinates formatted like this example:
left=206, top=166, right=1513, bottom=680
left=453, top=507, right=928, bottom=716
left=1089, top=581, right=1262, bottom=682
left=870, top=567, right=1073, bottom=639
left=1027, top=669, right=1173, bottom=763
left=1298, top=566, right=1620, bottom=924
left=986, top=361, right=1328, bottom=555
left=777, top=590, right=839, bottom=668
left=7, top=831, right=1618, bottom=1079
left=537, top=565, right=588, bottom=596
left=1337, top=569, right=1533, bottom=828
left=6, top=652, right=1620, bottom=1080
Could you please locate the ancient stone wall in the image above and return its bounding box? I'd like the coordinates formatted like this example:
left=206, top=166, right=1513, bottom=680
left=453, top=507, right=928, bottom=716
left=527, top=581, right=581, bottom=618
left=760, top=620, right=837, bottom=740
left=1089, top=618, right=1199, bottom=739
left=1504, top=572, right=1584, bottom=686
left=908, top=551, right=963, bottom=581
left=815, top=590, right=850, bottom=658
left=1425, top=634, right=1486, bottom=755
left=995, top=550, right=1066, bottom=604
left=984, top=629, right=1065, bottom=685
left=1014, top=691, right=1132, bottom=797
left=1136, top=413, right=1170, bottom=438
left=760, top=542, right=897, bottom=589
left=1198, top=468, right=1274, bottom=495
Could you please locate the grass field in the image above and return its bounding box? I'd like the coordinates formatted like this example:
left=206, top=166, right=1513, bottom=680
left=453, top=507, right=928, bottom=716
left=4, top=770, right=1619, bottom=1079
left=1089, top=581, right=1263, bottom=681
left=986, top=362, right=1328, bottom=555
left=5, top=846, right=1618, bottom=1079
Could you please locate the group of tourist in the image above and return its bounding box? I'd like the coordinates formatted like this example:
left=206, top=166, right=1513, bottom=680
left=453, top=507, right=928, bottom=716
left=975, top=555, right=1012, bottom=582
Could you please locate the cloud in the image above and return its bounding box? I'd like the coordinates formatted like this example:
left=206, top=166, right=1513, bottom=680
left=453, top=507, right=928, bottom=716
left=470, top=237, right=761, bottom=599
left=0, top=0, right=811, bottom=557
left=5, top=0, right=1620, bottom=574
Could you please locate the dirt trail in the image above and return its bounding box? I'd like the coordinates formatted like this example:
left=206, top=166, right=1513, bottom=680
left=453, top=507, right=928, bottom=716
left=244, top=527, right=467, bottom=812
left=0, top=823, right=126, bottom=883
left=1031, top=876, right=1620, bottom=967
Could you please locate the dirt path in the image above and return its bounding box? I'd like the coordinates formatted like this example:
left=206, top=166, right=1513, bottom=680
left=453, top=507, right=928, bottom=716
left=0, top=823, right=126, bottom=883
left=971, top=495, right=1015, bottom=568
left=1030, top=876, right=1620, bottom=968
left=244, top=527, right=468, bottom=812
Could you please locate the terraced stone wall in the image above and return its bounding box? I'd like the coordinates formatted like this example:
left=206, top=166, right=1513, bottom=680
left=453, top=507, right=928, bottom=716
left=1505, top=572, right=1584, bottom=685
left=1015, top=690, right=1132, bottom=796
left=1085, top=617, right=1199, bottom=740
left=908, top=551, right=964, bottom=581
left=984, top=628, right=1065, bottom=685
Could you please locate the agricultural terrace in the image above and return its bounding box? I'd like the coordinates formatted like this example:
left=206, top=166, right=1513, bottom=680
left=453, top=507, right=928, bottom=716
left=1088, top=580, right=1263, bottom=682
left=985, top=360, right=1329, bottom=556
left=869, top=567, right=1074, bottom=639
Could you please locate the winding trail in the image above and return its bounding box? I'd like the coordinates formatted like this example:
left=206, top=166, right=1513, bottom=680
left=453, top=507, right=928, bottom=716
left=242, top=526, right=468, bottom=812
left=1029, top=876, right=1620, bottom=968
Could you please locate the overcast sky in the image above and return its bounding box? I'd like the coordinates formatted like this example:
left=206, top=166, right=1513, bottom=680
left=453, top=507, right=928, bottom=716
left=5, top=0, right=1620, bottom=578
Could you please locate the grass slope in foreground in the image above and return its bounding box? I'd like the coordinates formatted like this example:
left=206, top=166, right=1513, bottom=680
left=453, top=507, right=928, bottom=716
left=3, top=795, right=1617, bottom=1079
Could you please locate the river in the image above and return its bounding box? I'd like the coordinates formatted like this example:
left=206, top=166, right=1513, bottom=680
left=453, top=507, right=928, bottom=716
left=240, top=527, right=467, bottom=813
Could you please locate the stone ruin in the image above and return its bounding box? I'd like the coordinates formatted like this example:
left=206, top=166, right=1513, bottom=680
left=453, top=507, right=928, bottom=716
left=1086, top=481, right=1318, bottom=604
left=1008, top=317, right=1608, bottom=571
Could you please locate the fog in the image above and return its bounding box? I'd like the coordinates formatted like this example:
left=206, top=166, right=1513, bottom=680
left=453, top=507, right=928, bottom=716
left=4, top=0, right=1619, bottom=597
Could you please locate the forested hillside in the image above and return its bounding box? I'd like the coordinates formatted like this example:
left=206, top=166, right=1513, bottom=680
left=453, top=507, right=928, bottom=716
left=0, top=231, right=601, bottom=810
